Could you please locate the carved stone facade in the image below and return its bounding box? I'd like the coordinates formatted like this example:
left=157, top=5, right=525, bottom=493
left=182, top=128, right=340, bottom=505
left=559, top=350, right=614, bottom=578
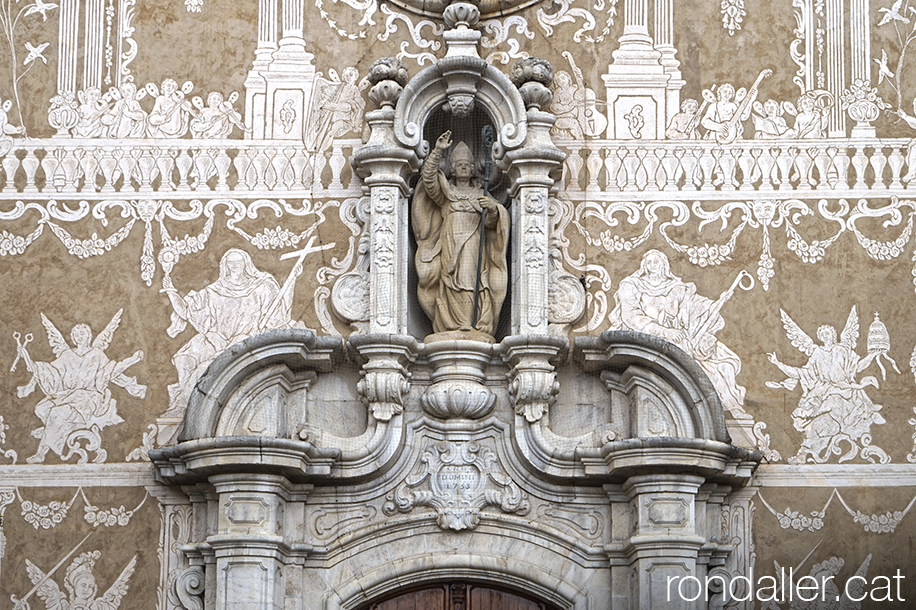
left=2, top=0, right=916, bottom=609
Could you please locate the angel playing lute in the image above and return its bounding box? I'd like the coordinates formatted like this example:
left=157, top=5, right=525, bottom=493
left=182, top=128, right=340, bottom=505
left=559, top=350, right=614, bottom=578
left=15, top=309, right=145, bottom=464
left=766, top=306, right=889, bottom=465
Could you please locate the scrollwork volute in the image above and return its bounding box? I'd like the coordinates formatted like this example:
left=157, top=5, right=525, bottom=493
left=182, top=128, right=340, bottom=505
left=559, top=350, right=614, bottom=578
left=175, top=566, right=205, bottom=610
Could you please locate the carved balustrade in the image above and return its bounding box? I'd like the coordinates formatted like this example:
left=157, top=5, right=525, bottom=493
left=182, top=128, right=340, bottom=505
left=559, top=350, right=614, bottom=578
left=558, top=137, right=916, bottom=198
left=0, top=138, right=363, bottom=199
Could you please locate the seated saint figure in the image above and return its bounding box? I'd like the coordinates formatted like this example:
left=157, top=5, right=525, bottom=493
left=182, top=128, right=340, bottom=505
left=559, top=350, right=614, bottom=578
left=412, top=130, right=510, bottom=339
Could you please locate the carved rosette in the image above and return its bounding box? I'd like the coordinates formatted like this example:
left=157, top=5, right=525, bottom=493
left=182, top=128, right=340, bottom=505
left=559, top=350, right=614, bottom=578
left=383, top=440, right=529, bottom=530
left=500, top=335, right=566, bottom=423
left=421, top=339, right=495, bottom=419
left=351, top=334, right=418, bottom=421
left=330, top=226, right=370, bottom=331
left=547, top=246, right=586, bottom=334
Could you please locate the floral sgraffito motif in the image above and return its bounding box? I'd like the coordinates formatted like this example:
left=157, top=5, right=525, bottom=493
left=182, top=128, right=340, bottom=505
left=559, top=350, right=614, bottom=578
left=19, top=489, right=79, bottom=530
left=721, top=0, right=746, bottom=36
left=82, top=489, right=148, bottom=528
left=0, top=0, right=57, bottom=131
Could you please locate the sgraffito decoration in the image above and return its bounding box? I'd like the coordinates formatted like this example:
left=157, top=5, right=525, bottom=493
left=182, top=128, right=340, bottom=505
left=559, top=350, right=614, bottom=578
left=13, top=310, right=146, bottom=465
left=767, top=306, right=894, bottom=465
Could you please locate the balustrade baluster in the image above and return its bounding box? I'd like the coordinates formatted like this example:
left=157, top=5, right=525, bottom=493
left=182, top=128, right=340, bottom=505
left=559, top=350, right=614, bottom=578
left=289, top=148, right=309, bottom=190
left=680, top=148, right=700, bottom=190
left=831, top=147, right=850, bottom=190
left=718, top=147, right=737, bottom=190
left=280, top=147, right=297, bottom=189
left=98, top=148, right=118, bottom=193
left=193, top=148, right=216, bottom=191
left=135, top=147, right=159, bottom=192
left=311, top=150, right=327, bottom=194
left=774, top=146, right=794, bottom=191
left=232, top=148, right=253, bottom=190
left=736, top=146, right=755, bottom=191
left=622, top=146, right=640, bottom=191
left=156, top=148, right=177, bottom=192
left=78, top=148, right=99, bottom=193
left=850, top=144, right=869, bottom=190
left=868, top=145, right=887, bottom=190
left=758, top=148, right=778, bottom=190
left=888, top=145, right=905, bottom=190
left=249, top=148, right=270, bottom=191
left=22, top=149, right=39, bottom=193
left=603, top=146, right=621, bottom=191
left=634, top=147, right=651, bottom=191
left=585, top=146, right=603, bottom=191
left=1, top=152, right=19, bottom=193
left=697, top=146, right=717, bottom=191
left=175, top=148, right=193, bottom=191
left=564, top=143, right=584, bottom=192
left=214, top=148, right=232, bottom=192
left=327, top=145, right=346, bottom=194
left=59, top=148, right=81, bottom=193
left=813, top=146, right=831, bottom=190
left=660, top=147, right=679, bottom=191
left=116, top=148, right=134, bottom=191
left=795, top=147, right=814, bottom=190
left=40, top=148, right=61, bottom=193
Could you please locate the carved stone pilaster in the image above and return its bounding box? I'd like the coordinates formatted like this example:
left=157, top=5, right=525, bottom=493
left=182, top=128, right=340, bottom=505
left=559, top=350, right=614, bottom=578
left=622, top=475, right=707, bottom=608
left=500, top=335, right=566, bottom=423
left=421, top=339, right=495, bottom=419
left=504, top=59, right=565, bottom=336
left=352, top=60, right=418, bottom=335
left=350, top=333, right=418, bottom=421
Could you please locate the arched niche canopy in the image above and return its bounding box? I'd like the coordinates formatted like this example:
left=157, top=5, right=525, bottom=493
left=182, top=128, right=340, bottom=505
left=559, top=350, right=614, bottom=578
left=393, top=55, right=528, bottom=166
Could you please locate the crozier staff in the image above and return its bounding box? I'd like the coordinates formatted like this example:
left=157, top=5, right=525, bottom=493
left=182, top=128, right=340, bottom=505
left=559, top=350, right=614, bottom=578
left=412, top=130, right=510, bottom=337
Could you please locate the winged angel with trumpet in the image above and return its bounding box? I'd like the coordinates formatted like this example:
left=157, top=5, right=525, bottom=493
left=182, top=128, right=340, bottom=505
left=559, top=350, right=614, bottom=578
left=767, top=306, right=889, bottom=465
left=14, top=309, right=145, bottom=464
left=13, top=550, right=136, bottom=610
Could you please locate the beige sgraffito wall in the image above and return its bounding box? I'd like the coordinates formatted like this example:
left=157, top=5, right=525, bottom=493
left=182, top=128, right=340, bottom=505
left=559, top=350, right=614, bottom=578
left=2, top=0, right=916, bottom=607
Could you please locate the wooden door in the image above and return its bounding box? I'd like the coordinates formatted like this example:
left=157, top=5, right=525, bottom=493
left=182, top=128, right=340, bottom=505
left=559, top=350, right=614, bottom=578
left=366, top=582, right=556, bottom=610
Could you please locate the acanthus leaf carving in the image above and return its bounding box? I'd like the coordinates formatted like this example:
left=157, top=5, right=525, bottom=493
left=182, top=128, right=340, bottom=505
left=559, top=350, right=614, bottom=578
left=383, top=440, right=529, bottom=530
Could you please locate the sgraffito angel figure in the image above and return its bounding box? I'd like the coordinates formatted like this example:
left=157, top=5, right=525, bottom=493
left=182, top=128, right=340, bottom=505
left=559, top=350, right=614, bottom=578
left=15, top=309, right=146, bottom=464
left=306, top=67, right=367, bottom=152
left=14, top=550, right=136, bottom=610
left=767, top=306, right=889, bottom=465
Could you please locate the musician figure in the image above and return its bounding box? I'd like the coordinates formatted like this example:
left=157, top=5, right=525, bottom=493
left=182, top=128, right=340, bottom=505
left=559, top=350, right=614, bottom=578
left=701, top=83, right=758, bottom=144
left=665, top=98, right=701, bottom=140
